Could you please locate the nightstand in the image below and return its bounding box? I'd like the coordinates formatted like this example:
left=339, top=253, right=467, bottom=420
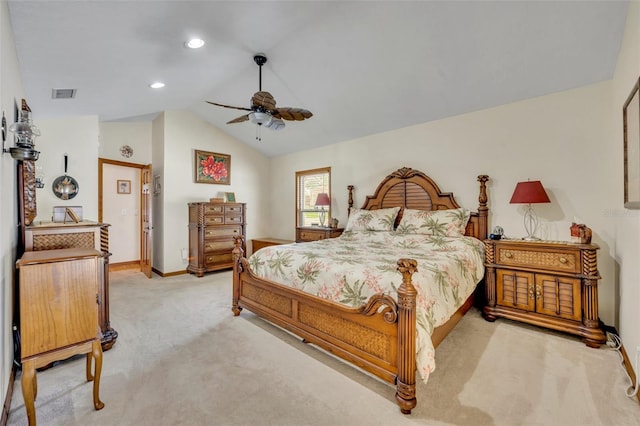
left=251, top=237, right=294, bottom=254
left=483, top=239, right=606, bottom=348
left=296, top=226, right=344, bottom=243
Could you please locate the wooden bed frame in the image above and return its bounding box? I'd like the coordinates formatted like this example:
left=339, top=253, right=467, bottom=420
left=232, top=167, right=489, bottom=414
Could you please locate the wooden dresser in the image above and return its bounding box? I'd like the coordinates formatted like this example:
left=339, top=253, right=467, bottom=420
left=188, top=202, right=246, bottom=277
left=296, top=226, right=343, bottom=243
left=17, top=248, right=105, bottom=425
left=483, top=239, right=606, bottom=347
left=24, top=221, right=117, bottom=350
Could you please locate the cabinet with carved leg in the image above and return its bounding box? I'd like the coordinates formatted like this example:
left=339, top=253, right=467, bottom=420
left=17, top=248, right=105, bottom=425
left=483, top=239, right=606, bottom=347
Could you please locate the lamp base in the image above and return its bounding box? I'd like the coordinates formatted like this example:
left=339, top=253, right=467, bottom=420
left=319, top=209, right=326, bottom=227
left=522, top=205, right=541, bottom=241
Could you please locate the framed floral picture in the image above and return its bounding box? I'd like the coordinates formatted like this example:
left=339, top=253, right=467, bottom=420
left=194, top=150, right=230, bottom=185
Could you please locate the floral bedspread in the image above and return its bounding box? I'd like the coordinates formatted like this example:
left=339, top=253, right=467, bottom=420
left=247, top=231, right=485, bottom=382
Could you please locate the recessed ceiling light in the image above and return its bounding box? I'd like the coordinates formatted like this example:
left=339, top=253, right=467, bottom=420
left=149, top=82, right=165, bottom=89
left=186, top=38, right=205, bottom=49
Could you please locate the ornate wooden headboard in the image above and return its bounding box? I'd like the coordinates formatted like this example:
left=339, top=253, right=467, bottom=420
left=347, top=167, right=489, bottom=240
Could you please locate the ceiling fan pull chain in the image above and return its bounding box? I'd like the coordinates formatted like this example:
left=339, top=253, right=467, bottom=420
left=256, top=124, right=262, bottom=141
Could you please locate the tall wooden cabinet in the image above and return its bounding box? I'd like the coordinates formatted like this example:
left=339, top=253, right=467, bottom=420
left=188, top=202, right=246, bottom=277
left=483, top=239, right=606, bottom=347
left=17, top=248, right=105, bottom=425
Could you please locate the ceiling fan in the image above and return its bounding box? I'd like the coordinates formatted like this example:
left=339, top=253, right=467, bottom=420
left=206, top=54, right=313, bottom=140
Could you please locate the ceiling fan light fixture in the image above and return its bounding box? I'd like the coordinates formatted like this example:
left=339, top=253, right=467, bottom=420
left=149, top=82, right=165, bottom=89
left=249, top=111, right=272, bottom=126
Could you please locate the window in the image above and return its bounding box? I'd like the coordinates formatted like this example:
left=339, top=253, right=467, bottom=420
left=296, top=167, right=331, bottom=227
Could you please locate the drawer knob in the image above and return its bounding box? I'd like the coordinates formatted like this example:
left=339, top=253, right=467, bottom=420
left=504, top=252, right=513, bottom=258
left=559, top=257, right=568, bottom=264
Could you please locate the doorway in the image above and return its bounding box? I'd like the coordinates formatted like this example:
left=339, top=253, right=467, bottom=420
left=98, top=158, right=152, bottom=277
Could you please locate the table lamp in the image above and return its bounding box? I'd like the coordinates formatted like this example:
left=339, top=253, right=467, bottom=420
left=509, top=180, right=550, bottom=240
left=315, top=193, right=330, bottom=227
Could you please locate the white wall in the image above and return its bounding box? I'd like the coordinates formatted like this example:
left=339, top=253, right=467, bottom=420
left=0, top=0, right=23, bottom=409
left=154, top=110, right=271, bottom=274
left=99, top=121, right=152, bottom=165
left=102, top=164, right=141, bottom=263
left=33, top=116, right=99, bottom=223
left=612, top=1, right=640, bottom=369
left=271, top=81, right=619, bottom=327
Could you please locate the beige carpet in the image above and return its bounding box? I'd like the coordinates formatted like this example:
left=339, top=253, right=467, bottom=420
left=7, top=270, right=640, bottom=426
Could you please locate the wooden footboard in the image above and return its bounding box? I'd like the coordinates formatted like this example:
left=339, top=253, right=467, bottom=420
left=232, top=237, right=419, bottom=413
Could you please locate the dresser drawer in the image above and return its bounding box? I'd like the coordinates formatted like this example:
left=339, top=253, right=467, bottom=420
left=225, top=215, right=244, bottom=224
left=225, top=205, right=243, bottom=214
left=203, top=239, right=235, bottom=253
left=205, top=252, right=233, bottom=267
left=204, top=226, right=242, bottom=239
left=298, top=230, right=325, bottom=241
left=204, top=204, right=224, bottom=214
left=496, top=245, right=580, bottom=273
left=204, top=215, right=224, bottom=225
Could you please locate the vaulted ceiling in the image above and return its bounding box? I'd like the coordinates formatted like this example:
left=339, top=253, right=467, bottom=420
left=7, top=1, right=628, bottom=157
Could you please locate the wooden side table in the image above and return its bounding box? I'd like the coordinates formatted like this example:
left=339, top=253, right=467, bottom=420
left=483, top=239, right=606, bottom=347
left=251, top=237, right=294, bottom=254
left=17, top=248, right=105, bottom=425
left=296, top=226, right=344, bottom=243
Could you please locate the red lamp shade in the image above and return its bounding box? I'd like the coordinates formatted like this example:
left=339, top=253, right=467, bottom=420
left=315, top=193, right=331, bottom=207
left=509, top=181, right=550, bottom=204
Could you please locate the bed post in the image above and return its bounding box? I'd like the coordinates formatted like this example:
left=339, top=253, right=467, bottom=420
left=477, top=175, right=489, bottom=240
left=395, top=258, right=418, bottom=414
left=347, top=185, right=354, bottom=215
left=232, top=235, right=244, bottom=316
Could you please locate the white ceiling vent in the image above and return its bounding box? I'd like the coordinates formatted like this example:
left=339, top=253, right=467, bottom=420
left=51, top=88, right=76, bottom=99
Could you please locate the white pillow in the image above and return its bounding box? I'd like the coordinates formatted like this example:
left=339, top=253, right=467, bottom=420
left=345, top=207, right=400, bottom=232
left=397, top=208, right=470, bottom=236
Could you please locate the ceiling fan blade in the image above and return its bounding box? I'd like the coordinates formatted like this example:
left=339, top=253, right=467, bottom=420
left=227, top=114, right=250, bottom=124
left=273, top=107, right=313, bottom=121
left=251, top=91, right=277, bottom=110
left=206, top=101, right=252, bottom=112
left=264, top=118, right=285, bottom=131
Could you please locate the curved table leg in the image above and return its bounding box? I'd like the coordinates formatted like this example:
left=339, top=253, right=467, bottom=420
left=86, top=352, right=94, bottom=381
left=21, top=359, right=37, bottom=425
left=91, top=340, right=105, bottom=410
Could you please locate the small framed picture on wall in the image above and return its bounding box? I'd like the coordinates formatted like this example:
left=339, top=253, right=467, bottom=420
left=117, top=179, right=131, bottom=194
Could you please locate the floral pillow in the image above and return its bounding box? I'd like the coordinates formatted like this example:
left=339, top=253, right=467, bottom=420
left=397, top=208, right=470, bottom=236
left=345, top=207, right=400, bottom=232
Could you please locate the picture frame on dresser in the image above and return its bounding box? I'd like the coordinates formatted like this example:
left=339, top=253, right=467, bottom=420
left=623, top=76, right=640, bottom=209
left=194, top=149, right=231, bottom=185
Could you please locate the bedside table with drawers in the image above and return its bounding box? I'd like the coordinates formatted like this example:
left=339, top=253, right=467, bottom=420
left=296, top=226, right=344, bottom=243
left=251, top=237, right=294, bottom=254
left=483, top=239, right=606, bottom=348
